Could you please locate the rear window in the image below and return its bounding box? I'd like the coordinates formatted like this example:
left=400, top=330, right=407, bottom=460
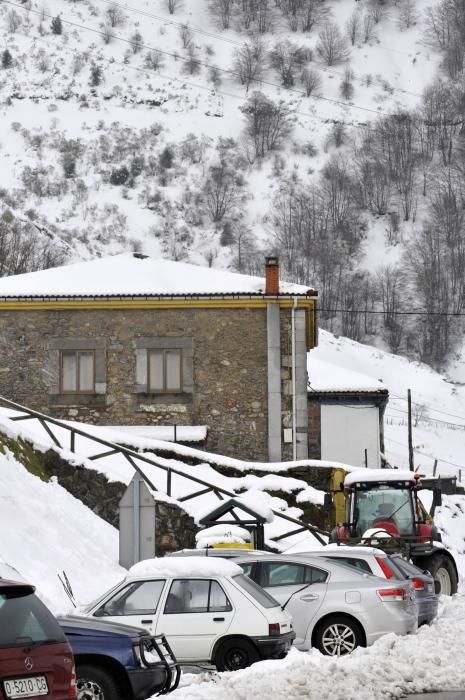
left=391, top=556, right=423, bottom=577
left=325, top=556, right=372, bottom=574
left=232, top=574, right=279, bottom=609
left=0, top=589, right=66, bottom=648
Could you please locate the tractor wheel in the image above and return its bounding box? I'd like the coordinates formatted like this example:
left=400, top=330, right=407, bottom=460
left=422, top=552, right=458, bottom=596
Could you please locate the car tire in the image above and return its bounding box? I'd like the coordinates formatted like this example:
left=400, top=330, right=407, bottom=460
left=214, top=638, right=260, bottom=672
left=422, top=552, right=458, bottom=596
left=76, top=665, right=121, bottom=700
left=313, top=616, right=364, bottom=657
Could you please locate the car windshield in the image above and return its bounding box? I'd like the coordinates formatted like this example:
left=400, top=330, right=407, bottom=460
left=354, top=487, right=414, bottom=536
left=0, top=589, right=66, bottom=648
left=232, top=574, right=279, bottom=609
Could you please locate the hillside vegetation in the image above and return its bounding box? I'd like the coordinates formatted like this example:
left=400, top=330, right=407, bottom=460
left=0, top=0, right=463, bottom=368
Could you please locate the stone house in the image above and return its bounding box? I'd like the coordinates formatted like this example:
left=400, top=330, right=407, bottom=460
left=307, top=356, right=389, bottom=469
left=0, top=253, right=317, bottom=462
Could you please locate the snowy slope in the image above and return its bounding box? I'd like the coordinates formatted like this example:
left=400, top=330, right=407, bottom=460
left=0, top=449, right=125, bottom=611
left=0, top=0, right=444, bottom=265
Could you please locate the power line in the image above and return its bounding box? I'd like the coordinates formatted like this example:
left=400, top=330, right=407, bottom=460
left=318, top=307, right=465, bottom=317
left=2, top=0, right=390, bottom=123
left=92, top=0, right=424, bottom=100
left=386, top=435, right=465, bottom=471
left=390, top=394, right=465, bottom=422
left=386, top=406, right=465, bottom=429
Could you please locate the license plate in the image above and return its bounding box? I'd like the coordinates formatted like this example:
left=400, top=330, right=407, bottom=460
left=3, top=676, right=48, bottom=698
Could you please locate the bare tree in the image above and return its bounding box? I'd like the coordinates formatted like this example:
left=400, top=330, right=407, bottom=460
left=179, top=23, right=193, bottom=49
left=204, top=161, right=241, bottom=222
left=209, top=0, right=235, bottom=29
left=269, top=40, right=307, bottom=87
left=316, top=23, right=350, bottom=65
left=346, top=9, right=361, bottom=46
left=301, top=66, right=321, bottom=96
left=362, top=12, right=376, bottom=43
left=376, top=264, right=406, bottom=353
left=166, top=0, right=182, bottom=14
left=145, top=49, right=165, bottom=71
left=339, top=66, right=354, bottom=100
left=299, top=0, right=331, bottom=32
left=106, top=3, right=125, bottom=27
left=130, top=30, right=143, bottom=54
left=182, top=45, right=201, bottom=75
left=7, top=10, right=21, bottom=33
left=232, top=38, right=267, bottom=91
left=398, top=0, right=417, bottom=30
left=240, top=91, right=294, bottom=158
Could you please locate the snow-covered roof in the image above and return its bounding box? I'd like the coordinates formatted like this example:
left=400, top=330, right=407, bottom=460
left=128, top=556, right=241, bottom=579
left=308, top=356, right=386, bottom=394
left=0, top=253, right=315, bottom=299
left=345, top=469, right=417, bottom=486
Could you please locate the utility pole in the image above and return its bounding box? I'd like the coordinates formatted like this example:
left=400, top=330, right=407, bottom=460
left=408, top=389, right=414, bottom=471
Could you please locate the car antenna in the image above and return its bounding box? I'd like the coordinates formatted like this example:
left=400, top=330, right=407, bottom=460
left=281, top=582, right=312, bottom=611
left=57, top=570, right=77, bottom=608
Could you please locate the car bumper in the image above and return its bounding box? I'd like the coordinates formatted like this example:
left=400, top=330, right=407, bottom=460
left=127, top=667, right=171, bottom=700
left=251, top=631, right=296, bottom=660
left=418, top=597, right=439, bottom=626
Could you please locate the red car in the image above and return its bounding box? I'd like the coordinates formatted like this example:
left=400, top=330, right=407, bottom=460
left=0, top=579, right=76, bottom=700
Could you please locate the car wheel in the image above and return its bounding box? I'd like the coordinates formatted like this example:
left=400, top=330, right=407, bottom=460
left=314, top=616, right=363, bottom=657
left=76, top=665, right=121, bottom=700
left=422, top=553, right=457, bottom=596
left=215, top=638, right=260, bottom=672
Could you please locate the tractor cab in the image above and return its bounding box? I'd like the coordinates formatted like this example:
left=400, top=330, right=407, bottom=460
left=346, top=474, right=419, bottom=540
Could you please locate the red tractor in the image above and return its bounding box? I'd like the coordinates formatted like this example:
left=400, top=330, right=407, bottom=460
left=328, top=468, right=458, bottom=595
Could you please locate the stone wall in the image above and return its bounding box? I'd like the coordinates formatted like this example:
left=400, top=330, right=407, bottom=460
left=0, top=306, right=272, bottom=460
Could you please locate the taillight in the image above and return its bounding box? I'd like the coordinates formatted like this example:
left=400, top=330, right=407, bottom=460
left=377, top=588, right=406, bottom=602
left=69, top=662, right=77, bottom=699
left=411, top=577, right=425, bottom=591
left=375, top=556, right=395, bottom=579
left=269, top=623, right=280, bottom=636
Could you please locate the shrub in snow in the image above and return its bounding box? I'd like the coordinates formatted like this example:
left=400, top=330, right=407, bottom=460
left=159, top=145, right=175, bottom=170
left=90, top=63, right=103, bottom=86
left=182, top=45, right=201, bottom=75
left=346, top=9, right=361, bottom=46
left=144, top=49, right=164, bottom=71
left=106, top=4, right=125, bottom=28
left=7, top=10, right=21, bottom=34
left=339, top=67, right=355, bottom=100
left=51, top=16, right=63, bottom=35
left=208, top=65, right=221, bottom=87
left=130, top=31, right=143, bottom=54
left=1, top=50, right=12, bottom=69
left=109, top=165, right=130, bottom=186
left=301, top=66, right=321, bottom=96
left=179, top=23, right=193, bottom=49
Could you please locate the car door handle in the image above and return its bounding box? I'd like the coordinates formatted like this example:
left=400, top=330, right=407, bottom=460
left=213, top=617, right=225, bottom=622
left=300, top=594, right=319, bottom=602
left=141, top=619, right=153, bottom=624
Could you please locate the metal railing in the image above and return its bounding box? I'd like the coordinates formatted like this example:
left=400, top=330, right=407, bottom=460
left=0, top=395, right=327, bottom=546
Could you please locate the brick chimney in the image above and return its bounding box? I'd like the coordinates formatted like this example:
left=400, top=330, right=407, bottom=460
left=265, top=256, right=280, bottom=295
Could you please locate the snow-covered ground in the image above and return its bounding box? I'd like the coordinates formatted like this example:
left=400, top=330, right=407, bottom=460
left=171, top=595, right=465, bottom=699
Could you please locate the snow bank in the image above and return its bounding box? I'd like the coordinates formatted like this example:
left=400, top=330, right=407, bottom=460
left=129, top=556, right=241, bottom=579
left=0, top=450, right=125, bottom=612
left=172, top=596, right=465, bottom=699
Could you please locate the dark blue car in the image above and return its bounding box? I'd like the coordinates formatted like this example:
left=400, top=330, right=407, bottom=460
left=58, top=616, right=180, bottom=700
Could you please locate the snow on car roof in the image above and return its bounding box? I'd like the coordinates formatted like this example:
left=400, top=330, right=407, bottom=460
left=344, top=469, right=417, bottom=486
left=128, top=556, right=242, bottom=579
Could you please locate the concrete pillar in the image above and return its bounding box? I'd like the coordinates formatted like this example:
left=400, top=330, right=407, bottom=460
left=267, top=303, right=282, bottom=462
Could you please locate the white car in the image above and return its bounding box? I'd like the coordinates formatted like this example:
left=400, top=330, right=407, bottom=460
left=78, top=557, right=294, bottom=671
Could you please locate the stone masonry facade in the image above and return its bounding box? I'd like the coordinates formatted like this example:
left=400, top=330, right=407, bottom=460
left=0, top=304, right=303, bottom=461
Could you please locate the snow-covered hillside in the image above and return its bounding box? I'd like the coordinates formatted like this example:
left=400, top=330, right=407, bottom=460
left=0, top=0, right=442, bottom=264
